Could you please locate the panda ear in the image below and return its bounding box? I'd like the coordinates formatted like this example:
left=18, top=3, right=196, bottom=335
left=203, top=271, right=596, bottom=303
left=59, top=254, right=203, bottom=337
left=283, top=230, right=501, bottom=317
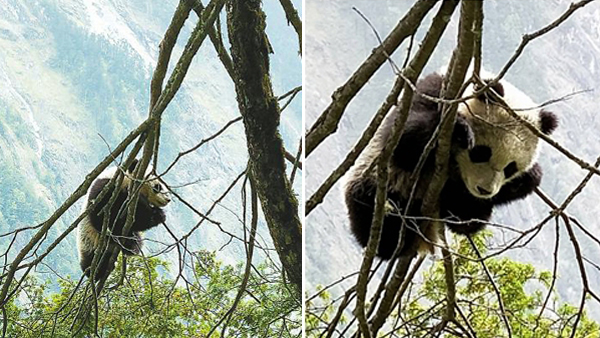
left=540, top=110, right=558, bottom=135
left=476, top=80, right=504, bottom=103
left=127, top=159, right=139, bottom=174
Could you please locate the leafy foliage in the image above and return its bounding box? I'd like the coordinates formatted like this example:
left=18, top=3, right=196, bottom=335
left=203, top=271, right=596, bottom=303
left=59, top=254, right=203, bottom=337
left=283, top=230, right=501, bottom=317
left=3, top=250, right=300, bottom=337
left=306, top=231, right=599, bottom=337
left=305, top=285, right=347, bottom=336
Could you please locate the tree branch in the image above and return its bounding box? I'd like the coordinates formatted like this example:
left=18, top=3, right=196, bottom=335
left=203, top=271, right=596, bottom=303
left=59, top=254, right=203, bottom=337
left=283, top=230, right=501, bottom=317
left=227, top=0, right=302, bottom=300
left=305, top=0, right=439, bottom=156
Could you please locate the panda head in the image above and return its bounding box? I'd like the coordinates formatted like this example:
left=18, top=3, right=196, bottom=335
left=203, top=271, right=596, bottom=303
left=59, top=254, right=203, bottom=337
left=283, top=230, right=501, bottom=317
left=125, top=159, right=172, bottom=208
left=454, top=78, right=558, bottom=199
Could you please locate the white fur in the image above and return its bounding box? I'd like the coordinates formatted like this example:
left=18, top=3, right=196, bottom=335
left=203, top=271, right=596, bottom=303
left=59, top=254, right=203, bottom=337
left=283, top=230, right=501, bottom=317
left=456, top=75, right=542, bottom=199
left=77, top=217, right=100, bottom=261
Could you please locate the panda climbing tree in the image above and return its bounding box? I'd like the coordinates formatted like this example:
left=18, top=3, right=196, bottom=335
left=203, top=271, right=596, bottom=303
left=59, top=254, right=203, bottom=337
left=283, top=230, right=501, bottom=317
left=0, top=0, right=303, bottom=336
left=77, top=159, right=171, bottom=281
left=344, top=72, right=557, bottom=260
left=305, top=0, right=600, bottom=337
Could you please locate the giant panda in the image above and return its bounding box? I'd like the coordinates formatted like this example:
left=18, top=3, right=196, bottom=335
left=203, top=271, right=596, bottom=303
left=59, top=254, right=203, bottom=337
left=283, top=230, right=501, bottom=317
left=344, top=72, right=558, bottom=259
left=77, top=159, right=171, bottom=279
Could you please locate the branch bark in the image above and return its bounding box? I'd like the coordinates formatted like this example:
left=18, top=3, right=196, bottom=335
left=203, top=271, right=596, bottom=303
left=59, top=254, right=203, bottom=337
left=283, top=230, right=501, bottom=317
left=419, top=0, right=479, bottom=323
left=278, top=0, right=302, bottom=54
left=353, top=2, right=460, bottom=336
left=305, top=0, right=438, bottom=156
left=227, top=0, right=302, bottom=300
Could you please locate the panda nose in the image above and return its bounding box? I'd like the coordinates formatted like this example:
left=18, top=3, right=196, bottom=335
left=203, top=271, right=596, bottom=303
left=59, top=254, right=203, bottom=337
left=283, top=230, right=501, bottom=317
left=477, top=186, right=492, bottom=195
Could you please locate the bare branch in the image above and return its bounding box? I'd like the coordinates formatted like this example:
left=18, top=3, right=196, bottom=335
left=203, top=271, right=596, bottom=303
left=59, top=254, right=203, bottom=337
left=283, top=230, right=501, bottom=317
left=278, top=0, right=302, bottom=54
left=305, top=0, right=439, bottom=156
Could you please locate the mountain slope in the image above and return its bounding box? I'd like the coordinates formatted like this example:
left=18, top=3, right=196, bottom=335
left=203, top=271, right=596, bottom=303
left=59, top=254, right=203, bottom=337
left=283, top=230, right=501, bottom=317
left=0, top=0, right=302, bottom=279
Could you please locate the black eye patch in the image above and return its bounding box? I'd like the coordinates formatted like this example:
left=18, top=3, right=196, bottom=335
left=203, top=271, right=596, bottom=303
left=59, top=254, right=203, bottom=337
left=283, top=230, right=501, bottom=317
left=469, top=145, right=491, bottom=163
left=504, top=161, right=518, bottom=178
left=152, top=183, right=163, bottom=193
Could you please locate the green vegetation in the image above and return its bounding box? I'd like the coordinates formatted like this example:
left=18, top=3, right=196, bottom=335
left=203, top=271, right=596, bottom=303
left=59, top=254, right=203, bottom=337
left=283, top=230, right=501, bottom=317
left=306, top=232, right=599, bottom=337
left=4, top=251, right=300, bottom=337
left=0, top=162, right=45, bottom=232
left=0, top=100, right=38, bottom=150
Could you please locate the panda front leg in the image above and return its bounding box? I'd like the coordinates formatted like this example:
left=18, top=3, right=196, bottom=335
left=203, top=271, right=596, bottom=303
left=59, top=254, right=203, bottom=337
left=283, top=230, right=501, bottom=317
left=131, top=200, right=166, bottom=232
left=150, top=207, right=166, bottom=227
left=492, top=163, right=542, bottom=206
left=440, top=179, right=493, bottom=235
left=121, top=232, right=143, bottom=256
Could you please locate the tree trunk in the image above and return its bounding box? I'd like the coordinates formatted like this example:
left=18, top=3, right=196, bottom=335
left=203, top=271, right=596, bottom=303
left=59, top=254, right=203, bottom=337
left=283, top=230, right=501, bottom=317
left=227, top=0, right=302, bottom=299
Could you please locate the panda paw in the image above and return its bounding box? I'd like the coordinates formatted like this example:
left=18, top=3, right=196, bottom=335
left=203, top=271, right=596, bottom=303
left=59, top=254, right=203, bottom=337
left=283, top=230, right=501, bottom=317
left=453, top=115, right=475, bottom=149
left=152, top=208, right=166, bottom=225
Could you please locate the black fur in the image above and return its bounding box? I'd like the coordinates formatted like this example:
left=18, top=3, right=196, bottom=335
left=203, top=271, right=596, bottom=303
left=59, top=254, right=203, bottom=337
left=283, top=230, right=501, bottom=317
left=540, top=109, right=558, bottom=135
left=439, top=177, right=493, bottom=235
left=345, top=177, right=422, bottom=259
left=346, top=73, right=552, bottom=259
left=80, top=162, right=166, bottom=279
left=87, top=178, right=166, bottom=237
left=475, top=79, right=505, bottom=103
left=493, top=163, right=542, bottom=205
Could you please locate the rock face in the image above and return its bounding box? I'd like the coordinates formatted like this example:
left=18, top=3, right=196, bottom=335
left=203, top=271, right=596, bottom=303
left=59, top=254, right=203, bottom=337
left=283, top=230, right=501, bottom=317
left=305, top=0, right=600, bottom=320
left=0, top=1, right=302, bottom=277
